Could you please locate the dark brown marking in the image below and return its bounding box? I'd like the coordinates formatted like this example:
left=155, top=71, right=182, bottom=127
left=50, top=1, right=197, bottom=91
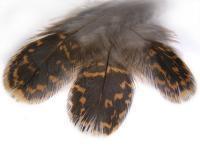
left=49, top=75, right=59, bottom=83
left=23, top=55, right=29, bottom=64
left=114, top=93, right=123, bottom=101
left=82, top=71, right=105, bottom=78
left=120, top=81, right=132, bottom=89
left=4, top=33, right=76, bottom=102
left=73, top=85, right=86, bottom=94
left=69, top=61, right=134, bottom=135
left=145, top=41, right=196, bottom=102
left=79, top=97, right=86, bottom=105
left=36, top=40, right=43, bottom=46
left=104, top=99, right=113, bottom=108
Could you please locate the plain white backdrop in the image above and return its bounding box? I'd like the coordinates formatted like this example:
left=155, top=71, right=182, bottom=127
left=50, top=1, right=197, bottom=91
left=0, top=0, right=200, bottom=150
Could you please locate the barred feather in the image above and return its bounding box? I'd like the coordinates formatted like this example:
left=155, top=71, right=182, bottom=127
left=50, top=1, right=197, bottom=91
left=143, top=42, right=196, bottom=102
left=68, top=60, right=134, bottom=135
left=3, top=0, right=196, bottom=135
left=4, top=33, right=80, bottom=103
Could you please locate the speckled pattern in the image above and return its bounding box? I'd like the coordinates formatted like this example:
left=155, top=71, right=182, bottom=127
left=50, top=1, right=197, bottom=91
left=69, top=61, right=133, bottom=135
left=3, top=0, right=196, bottom=136
left=4, top=33, right=78, bottom=102
left=144, top=42, right=196, bottom=102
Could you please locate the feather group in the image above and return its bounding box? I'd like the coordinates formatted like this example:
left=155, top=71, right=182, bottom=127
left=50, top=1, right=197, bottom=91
left=4, top=0, right=196, bottom=135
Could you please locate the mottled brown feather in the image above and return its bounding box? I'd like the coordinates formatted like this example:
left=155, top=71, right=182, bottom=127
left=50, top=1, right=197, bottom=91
left=68, top=61, right=134, bottom=135
left=143, top=42, right=196, bottom=103
left=4, top=33, right=79, bottom=103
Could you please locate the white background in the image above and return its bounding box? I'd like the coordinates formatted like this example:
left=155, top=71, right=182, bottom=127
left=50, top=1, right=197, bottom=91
left=0, top=0, right=200, bottom=150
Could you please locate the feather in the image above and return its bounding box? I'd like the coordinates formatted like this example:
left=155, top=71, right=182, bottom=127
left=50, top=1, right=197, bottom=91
left=142, top=41, right=196, bottom=102
left=3, top=0, right=196, bottom=135
left=68, top=58, right=134, bottom=135
left=4, top=33, right=79, bottom=103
